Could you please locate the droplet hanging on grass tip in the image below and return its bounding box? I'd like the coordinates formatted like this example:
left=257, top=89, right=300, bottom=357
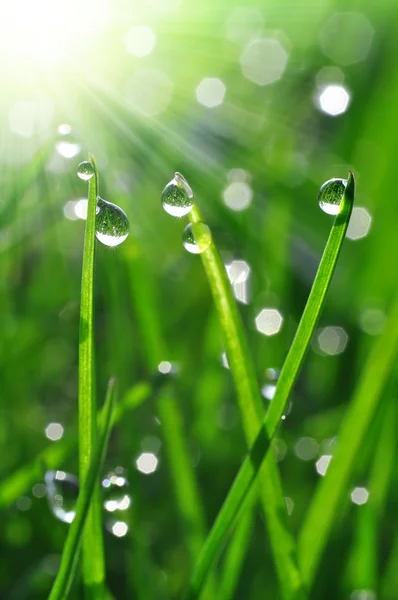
left=161, top=172, right=194, bottom=217
left=96, top=197, right=129, bottom=247
left=318, top=178, right=347, bottom=215
left=77, top=161, right=95, bottom=181
left=182, top=222, right=212, bottom=254
left=44, top=471, right=78, bottom=524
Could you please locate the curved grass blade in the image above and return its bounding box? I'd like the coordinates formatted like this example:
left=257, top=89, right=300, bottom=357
left=186, top=182, right=319, bottom=598
left=78, top=153, right=105, bottom=596
left=185, top=172, right=355, bottom=599
left=298, top=291, right=398, bottom=589
left=48, top=378, right=117, bottom=600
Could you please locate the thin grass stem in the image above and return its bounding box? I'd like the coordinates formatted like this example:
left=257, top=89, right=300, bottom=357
left=48, top=378, right=116, bottom=600
left=78, top=153, right=105, bottom=597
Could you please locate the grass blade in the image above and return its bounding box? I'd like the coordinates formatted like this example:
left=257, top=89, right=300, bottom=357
left=217, top=494, right=255, bottom=600
left=186, top=172, right=355, bottom=598
left=298, top=292, right=398, bottom=589
left=48, top=378, right=117, bottom=600
left=186, top=193, right=309, bottom=599
left=345, top=392, right=396, bottom=594
left=78, top=153, right=105, bottom=596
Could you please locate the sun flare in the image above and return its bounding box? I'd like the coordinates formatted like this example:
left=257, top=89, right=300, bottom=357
left=0, top=0, right=109, bottom=66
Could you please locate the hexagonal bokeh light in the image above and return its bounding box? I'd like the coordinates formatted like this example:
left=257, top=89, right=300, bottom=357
left=316, top=455, right=332, bottom=476
left=317, top=326, right=348, bottom=355
left=226, top=260, right=251, bottom=304
left=320, top=12, right=374, bottom=66
left=124, top=26, right=156, bottom=58
left=255, top=309, right=283, bottom=336
left=135, top=452, right=159, bottom=475
left=240, top=37, right=288, bottom=86
left=317, top=85, right=350, bottom=116
left=223, top=181, right=252, bottom=211
left=346, top=207, right=372, bottom=240
left=195, top=77, right=226, bottom=108
left=45, top=423, right=64, bottom=441
left=351, top=487, right=369, bottom=505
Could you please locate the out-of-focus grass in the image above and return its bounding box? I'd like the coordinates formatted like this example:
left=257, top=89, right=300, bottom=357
left=1, top=1, right=398, bottom=599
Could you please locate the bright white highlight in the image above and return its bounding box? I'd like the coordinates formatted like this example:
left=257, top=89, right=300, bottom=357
left=136, top=452, right=159, bottom=475
left=318, top=85, right=351, bottom=116
left=255, top=309, right=283, bottom=336
left=0, top=0, right=109, bottom=65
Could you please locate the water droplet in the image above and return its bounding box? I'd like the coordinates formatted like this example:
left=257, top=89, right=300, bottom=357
left=318, top=178, right=347, bottom=215
left=96, top=197, right=129, bottom=247
left=102, top=469, right=131, bottom=513
left=77, top=161, right=95, bottom=181
left=182, top=222, right=212, bottom=254
left=161, top=172, right=194, bottom=217
left=44, top=471, right=78, bottom=524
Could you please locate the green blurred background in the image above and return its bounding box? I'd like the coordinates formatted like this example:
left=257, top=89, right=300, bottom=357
left=1, top=0, right=398, bottom=598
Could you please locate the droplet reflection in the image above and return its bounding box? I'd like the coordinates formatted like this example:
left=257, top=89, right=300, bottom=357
left=44, top=471, right=78, bottom=524
left=96, top=197, right=129, bottom=247
left=161, top=172, right=194, bottom=217
left=182, top=222, right=212, bottom=255
left=77, top=161, right=95, bottom=181
left=318, top=178, right=347, bottom=215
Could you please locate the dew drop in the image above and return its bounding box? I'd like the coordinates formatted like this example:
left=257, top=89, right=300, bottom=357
left=182, top=222, right=212, bottom=254
left=77, top=161, right=95, bottom=181
left=318, top=178, right=347, bottom=215
left=102, top=469, right=131, bottom=513
left=96, top=197, right=129, bottom=247
left=44, top=471, right=78, bottom=524
left=161, top=172, right=194, bottom=217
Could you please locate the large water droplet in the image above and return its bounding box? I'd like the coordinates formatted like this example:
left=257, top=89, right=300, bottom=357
left=182, top=222, right=212, bottom=254
left=96, top=197, right=129, bottom=247
left=161, top=172, right=194, bottom=217
left=318, top=178, right=347, bottom=215
left=77, top=161, right=95, bottom=181
left=102, top=468, right=131, bottom=513
left=44, top=471, right=78, bottom=524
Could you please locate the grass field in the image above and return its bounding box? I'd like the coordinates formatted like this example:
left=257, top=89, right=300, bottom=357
left=1, top=1, right=398, bottom=599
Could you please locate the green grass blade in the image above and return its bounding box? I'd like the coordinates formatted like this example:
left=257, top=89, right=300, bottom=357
left=217, top=494, right=255, bottom=600
left=345, top=394, right=396, bottom=594
left=185, top=172, right=355, bottom=598
left=48, top=378, right=117, bottom=600
left=186, top=199, right=305, bottom=600
left=298, top=293, right=398, bottom=589
left=78, top=153, right=105, bottom=596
